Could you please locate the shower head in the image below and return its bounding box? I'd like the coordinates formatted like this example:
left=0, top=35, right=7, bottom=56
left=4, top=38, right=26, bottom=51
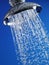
left=3, top=0, right=42, bottom=25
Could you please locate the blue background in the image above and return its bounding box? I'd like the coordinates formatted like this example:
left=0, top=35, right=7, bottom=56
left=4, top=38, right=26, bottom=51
left=0, top=0, right=49, bottom=65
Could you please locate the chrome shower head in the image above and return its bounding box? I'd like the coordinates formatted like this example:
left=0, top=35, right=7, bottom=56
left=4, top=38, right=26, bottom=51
left=3, top=0, right=42, bottom=25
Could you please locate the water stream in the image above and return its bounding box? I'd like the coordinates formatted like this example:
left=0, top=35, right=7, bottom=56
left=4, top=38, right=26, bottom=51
left=8, top=9, right=49, bottom=65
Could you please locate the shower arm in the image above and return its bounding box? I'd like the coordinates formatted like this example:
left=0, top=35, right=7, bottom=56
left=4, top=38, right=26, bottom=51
left=9, top=0, right=25, bottom=7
